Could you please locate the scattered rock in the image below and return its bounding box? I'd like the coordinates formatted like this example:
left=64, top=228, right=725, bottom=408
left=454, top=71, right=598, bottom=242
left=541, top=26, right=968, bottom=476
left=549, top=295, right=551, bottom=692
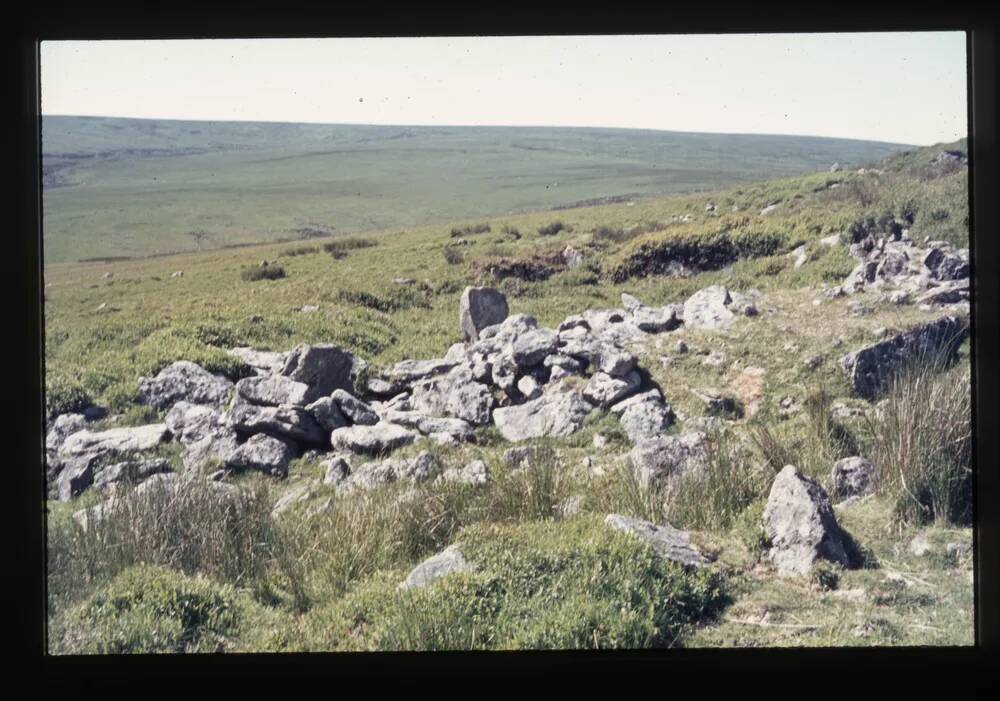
left=329, top=422, right=418, bottom=456
left=225, top=433, right=295, bottom=477
left=604, top=514, right=710, bottom=568
left=683, top=285, right=735, bottom=331
left=137, top=361, right=234, bottom=410
left=908, top=533, right=932, bottom=557
left=399, top=544, right=475, bottom=590
left=493, top=387, right=593, bottom=441
left=459, top=287, right=509, bottom=343
left=763, top=465, right=856, bottom=576
left=281, top=344, right=357, bottom=402
left=628, top=432, right=706, bottom=489
left=440, top=459, right=490, bottom=487
left=227, top=398, right=327, bottom=447
left=305, top=396, right=349, bottom=432
left=830, top=457, right=876, bottom=499
left=236, top=375, right=310, bottom=407
left=582, top=370, right=641, bottom=408
left=331, top=389, right=379, bottom=426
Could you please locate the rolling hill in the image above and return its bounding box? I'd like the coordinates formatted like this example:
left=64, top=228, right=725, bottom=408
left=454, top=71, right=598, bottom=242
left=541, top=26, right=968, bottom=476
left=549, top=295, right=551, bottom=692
left=41, top=116, right=911, bottom=264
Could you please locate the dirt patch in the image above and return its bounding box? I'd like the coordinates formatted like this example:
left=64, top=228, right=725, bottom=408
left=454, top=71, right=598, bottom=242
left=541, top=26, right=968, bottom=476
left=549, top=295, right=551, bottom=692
left=728, top=366, right=767, bottom=418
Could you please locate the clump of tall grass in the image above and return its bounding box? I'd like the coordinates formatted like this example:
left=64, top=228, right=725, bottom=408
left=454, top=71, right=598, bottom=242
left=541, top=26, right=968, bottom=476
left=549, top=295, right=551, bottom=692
left=278, top=245, right=319, bottom=258
left=442, top=247, right=464, bottom=265
left=47, top=477, right=276, bottom=614
left=666, top=430, right=769, bottom=531
left=863, top=360, right=972, bottom=526
left=323, top=237, right=376, bottom=259
left=241, top=264, right=286, bottom=282
left=537, top=221, right=567, bottom=236
left=450, top=223, right=491, bottom=237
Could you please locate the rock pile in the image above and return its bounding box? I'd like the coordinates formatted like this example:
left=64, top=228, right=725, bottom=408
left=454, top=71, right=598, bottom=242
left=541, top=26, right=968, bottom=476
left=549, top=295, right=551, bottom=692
left=46, top=282, right=763, bottom=501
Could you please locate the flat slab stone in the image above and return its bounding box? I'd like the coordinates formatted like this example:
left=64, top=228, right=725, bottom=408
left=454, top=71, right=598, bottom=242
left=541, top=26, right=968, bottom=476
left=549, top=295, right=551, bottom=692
left=604, top=514, right=709, bottom=568
left=399, top=544, right=475, bottom=590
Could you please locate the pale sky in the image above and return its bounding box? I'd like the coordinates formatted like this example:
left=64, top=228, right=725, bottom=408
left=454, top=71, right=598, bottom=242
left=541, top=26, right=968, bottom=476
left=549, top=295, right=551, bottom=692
left=40, top=33, right=967, bottom=145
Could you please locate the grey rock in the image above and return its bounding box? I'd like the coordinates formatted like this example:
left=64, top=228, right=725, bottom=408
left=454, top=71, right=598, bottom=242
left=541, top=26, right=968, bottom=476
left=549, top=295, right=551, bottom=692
left=380, top=410, right=475, bottom=442
left=281, top=343, right=356, bottom=402
left=619, top=399, right=674, bottom=444
left=516, top=374, right=543, bottom=400
left=502, top=445, right=554, bottom=471
left=440, top=459, right=490, bottom=487
left=763, top=465, right=855, bottom=576
left=92, top=458, right=172, bottom=491
left=410, top=365, right=494, bottom=426
left=621, top=293, right=643, bottom=312
left=305, top=396, right=349, bottom=432
left=271, top=483, right=312, bottom=517
left=331, top=389, right=379, bottom=426
left=388, top=358, right=458, bottom=386
left=934, top=253, right=969, bottom=281
left=399, top=545, right=475, bottom=590
left=165, top=402, right=227, bottom=444
left=181, top=429, right=240, bottom=474
left=582, top=370, right=642, bottom=408
left=236, top=375, right=310, bottom=407
left=629, top=432, right=706, bottom=489
left=563, top=246, right=583, bottom=268
left=632, top=305, right=682, bottom=333
left=598, top=349, right=638, bottom=377
left=909, top=533, right=932, bottom=557
left=60, top=423, right=170, bottom=461
left=227, top=397, right=326, bottom=447
left=915, top=279, right=969, bottom=306
left=830, top=457, right=876, bottom=499
left=493, top=387, right=593, bottom=441
left=321, top=455, right=352, bottom=485
left=459, top=287, right=509, bottom=343
left=224, top=433, right=295, bottom=476
left=605, top=514, right=709, bottom=568
left=329, top=422, right=418, bottom=456
left=137, top=361, right=234, bottom=409
left=839, top=315, right=968, bottom=400
left=683, top=285, right=735, bottom=330
left=511, top=328, right=559, bottom=368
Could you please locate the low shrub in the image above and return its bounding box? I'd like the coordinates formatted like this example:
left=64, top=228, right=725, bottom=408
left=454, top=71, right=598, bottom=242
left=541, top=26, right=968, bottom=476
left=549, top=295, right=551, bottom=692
left=450, top=223, right=491, bottom=238
left=52, top=564, right=246, bottom=654
left=537, top=221, right=566, bottom=236
left=442, top=247, right=464, bottom=265
left=278, top=245, right=318, bottom=258
left=241, top=264, right=286, bottom=282
left=299, top=517, right=728, bottom=651
left=323, top=237, right=376, bottom=259
left=45, top=374, right=93, bottom=420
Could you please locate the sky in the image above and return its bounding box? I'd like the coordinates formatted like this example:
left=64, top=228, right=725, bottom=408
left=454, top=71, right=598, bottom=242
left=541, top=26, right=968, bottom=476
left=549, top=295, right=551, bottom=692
left=40, top=33, right=967, bottom=146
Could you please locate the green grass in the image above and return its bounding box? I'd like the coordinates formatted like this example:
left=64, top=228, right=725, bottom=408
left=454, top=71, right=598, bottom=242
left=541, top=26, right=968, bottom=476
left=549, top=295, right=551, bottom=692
left=42, top=116, right=912, bottom=263
left=43, top=135, right=973, bottom=651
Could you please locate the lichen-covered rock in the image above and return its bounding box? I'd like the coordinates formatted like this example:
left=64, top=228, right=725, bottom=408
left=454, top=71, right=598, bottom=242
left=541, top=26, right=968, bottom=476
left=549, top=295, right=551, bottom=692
left=92, top=458, right=172, bottom=492
left=763, top=465, right=855, bottom=576
left=409, top=365, right=494, bottom=426
left=387, top=358, right=458, bottom=387
left=236, top=375, right=310, bottom=407
left=227, top=397, right=326, bottom=447
left=618, top=398, right=674, bottom=444
left=628, top=432, right=706, bottom=489
left=137, top=361, right=234, bottom=409
left=321, top=454, right=351, bottom=485
left=492, top=386, right=593, bottom=441
left=399, top=544, right=475, bottom=590
left=459, top=286, right=509, bottom=343
left=329, top=422, right=418, bottom=456
left=305, top=396, right=349, bottom=432
left=830, top=457, right=876, bottom=499
left=839, top=315, right=967, bottom=400
left=604, top=514, right=709, bottom=568
left=440, top=459, right=490, bottom=486
left=281, top=343, right=356, bottom=403
left=227, top=347, right=288, bottom=375
left=331, top=389, right=379, bottom=426
left=511, top=328, right=559, bottom=369
left=582, top=370, right=642, bottom=408
left=224, top=433, right=295, bottom=476
left=683, top=285, right=735, bottom=330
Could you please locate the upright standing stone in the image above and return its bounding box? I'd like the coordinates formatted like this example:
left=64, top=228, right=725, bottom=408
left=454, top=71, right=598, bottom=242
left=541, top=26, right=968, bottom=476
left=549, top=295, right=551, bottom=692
left=459, top=287, right=509, bottom=343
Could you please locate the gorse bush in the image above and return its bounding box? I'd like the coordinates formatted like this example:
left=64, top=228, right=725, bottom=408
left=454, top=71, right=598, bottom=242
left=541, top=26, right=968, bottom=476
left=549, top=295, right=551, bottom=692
left=52, top=564, right=245, bottom=654
left=241, top=264, right=286, bottom=282
left=863, top=360, right=972, bottom=526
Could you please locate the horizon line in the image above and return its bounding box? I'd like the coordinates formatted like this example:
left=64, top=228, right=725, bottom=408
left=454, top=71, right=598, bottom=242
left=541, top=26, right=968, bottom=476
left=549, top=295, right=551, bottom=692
left=43, top=113, right=941, bottom=148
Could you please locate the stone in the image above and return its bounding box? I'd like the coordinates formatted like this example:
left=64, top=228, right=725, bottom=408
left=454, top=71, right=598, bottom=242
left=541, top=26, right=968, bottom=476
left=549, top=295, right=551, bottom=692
left=511, top=328, right=559, bottom=368
left=582, top=370, right=642, bottom=408
left=46, top=413, right=86, bottom=456
left=227, top=347, right=288, bottom=376
left=321, top=455, right=351, bottom=485
left=915, top=280, right=969, bottom=306
left=92, top=458, right=172, bottom=492
left=604, top=514, right=709, bottom=568
left=399, top=545, right=475, bottom=590
left=181, top=428, right=240, bottom=474
left=675, top=340, right=688, bottom=354
left=597, top=349, right=638, bottom=377
left=763, top=465, right=855, bottom=576
left=909, top=533, right=932, bottom=557
left=236, top=375, right=310, bottom=407
left=628, top=432, right=706, bottom=489
left=459, top=287, right=509, bottom=343
left=137, top=361, right=234, bottom=410
left=632, top=305, right=682, bottom=333
left=305, top=396, right=349, bottom=432
left=164, top=402, right=226, bottom=444
left=838, top=315, right=968, bottom=400
left=387, top=358, right=458, bottom=386
left=409, top=365, right=494, bottom=426
left=330, top=389, right=379, bottom=426
left=501, top=445, right=554, bottom=471
left=683, top=285, right=734, bottom=330
left=281, top=343, right=356, bottom=402
left=830, top=457, right=876, bottom=499
left=329, top=422, right=418, bottom=456
left=493, top=389, right=593, bottom=441
left=562, top=246, right=583, bottom=268
left=227, top=398, right=327, bottom=447
left=60, top=423, right=171, bottom=461
left=224, top=433, right=295, bottom=476
left=516, top=374, right=543, bottom=401
left=440, top=459, right=490, bottom=487
left=618, top=399, right=674, bottom=444
left=933, top=254, right=969, bottom=281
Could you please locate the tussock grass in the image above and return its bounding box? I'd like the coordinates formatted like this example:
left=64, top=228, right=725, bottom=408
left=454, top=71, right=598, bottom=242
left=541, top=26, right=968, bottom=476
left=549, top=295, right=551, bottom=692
left=863, top=360, right=972, bottom=527
left=241, top=264, right=286, bottom=282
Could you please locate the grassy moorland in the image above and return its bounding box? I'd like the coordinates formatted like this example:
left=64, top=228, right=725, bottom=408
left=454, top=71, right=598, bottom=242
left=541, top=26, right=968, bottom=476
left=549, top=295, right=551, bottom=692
left=44, top=136, right=972, bottom=652
left=41, top=116, right=910, bottom=263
